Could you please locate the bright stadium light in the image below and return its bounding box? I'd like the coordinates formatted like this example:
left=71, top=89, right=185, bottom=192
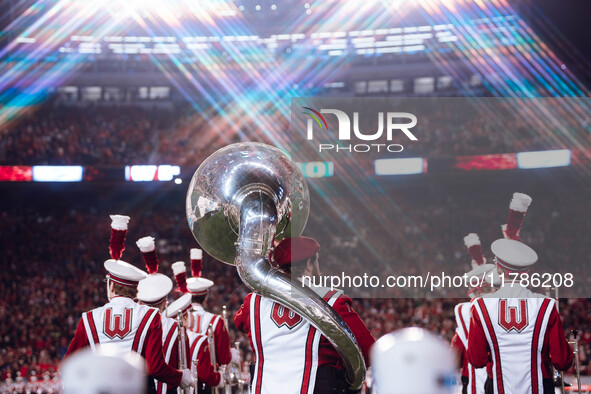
left=375, top=158, right=425, bottom=175
left=299, top=162, right=334, bottom=178
left=32, top=166, right=84, bottom=182
left=516, top=150, right=572, bottom=169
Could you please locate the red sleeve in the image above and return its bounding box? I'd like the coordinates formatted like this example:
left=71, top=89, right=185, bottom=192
left=331, top=295, right=376, bottom=366
left=467, top=305, right=489, bottom=368
left=144, top=313, right=183, bottom=388
left=233, top=294, right=255, bottom=359
left=451, top=332, right=465, bottom=371
left=233, top=293, right=252, bottom=334
left=197, top=341, right=221, bottom=387
left=215, top=316, right=232, bottom=366
left=546, top=307, right=574, bottom=371
left=64, top=318, right=90, bottom=358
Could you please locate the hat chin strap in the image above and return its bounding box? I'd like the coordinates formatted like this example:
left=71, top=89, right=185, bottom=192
left=106, top=276, right=112, bottom=301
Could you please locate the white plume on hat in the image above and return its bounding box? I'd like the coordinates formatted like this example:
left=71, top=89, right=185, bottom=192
left=136, top=236, right=156, bottom=253
left=109, top=214, right=130, bottom=261
left=172, top=261, right=186, bottom=276
left=504, top=192, right=533, bottom=240
left=172, top=261, right=188, bottom=294
left=463, top=233, right=480, bottom=248
left=136, top=236, right=158, bottom=275
left=509, top=193, right=533, bottom=212
left=463, top=233, right=485, bottom=265
left=110, top=215, right=130, bottom=231
left=190, top=248, right=202, bottom=260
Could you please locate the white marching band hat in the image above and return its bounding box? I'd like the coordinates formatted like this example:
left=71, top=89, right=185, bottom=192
left=137, top=273, right=173, bottom=305
left=465, top=263, right=493, bottom=278
left=61, top=345, right=146, bottom=394
left=166, top=293, right=192, bottom=318
left=465, top=263, right=502, bottom=288
left=372, top=327, right=457, bottom=394
left=104, top=259, right=147, bottom=287
left=186, top=277, right=214, bottom=295
left=491, top=238, right=538, bottom=271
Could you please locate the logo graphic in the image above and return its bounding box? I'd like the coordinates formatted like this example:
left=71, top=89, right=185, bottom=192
left=302, top=107, right=328, bottom=135
left=302, top=106, right=417, bottom=153
left=270, top=303, right=303, bottom=329
left=498, top=299, right=529, bottom=332
left=104, top=308, right=133, bottom=339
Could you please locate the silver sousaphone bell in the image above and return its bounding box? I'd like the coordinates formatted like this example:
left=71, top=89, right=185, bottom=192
left=186, top=142, right=366, bottom=390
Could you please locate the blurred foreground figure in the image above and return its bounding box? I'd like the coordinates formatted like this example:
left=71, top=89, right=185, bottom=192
left=372, top=327, right=458, bottom=394
left=61, top=346, right=146, bottom=394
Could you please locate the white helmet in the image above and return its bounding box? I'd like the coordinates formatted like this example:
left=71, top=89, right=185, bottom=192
left=61, top=345, right=146, bottom=394
left=371, top=327, right=457, bottom=394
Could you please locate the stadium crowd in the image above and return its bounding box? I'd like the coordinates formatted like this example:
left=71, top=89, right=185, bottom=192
left=0, top=178, right=589, bottom=391
left=0, top=100, right=584, bottom=168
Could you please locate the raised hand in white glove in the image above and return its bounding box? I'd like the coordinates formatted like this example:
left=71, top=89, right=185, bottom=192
left=179, top=369, right=194, bottom=389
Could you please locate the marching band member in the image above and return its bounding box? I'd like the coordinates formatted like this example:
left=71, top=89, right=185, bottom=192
left=452, top=233, right=496, bottom=394
left=173, top=249, right=232, bottom=367
left=137, top=267, right=221, bottom=393
left=233, top=236, right=375, bottom=394
left=165, top=293, right=224, bottom=393
left=64, top=216, right=194, bottom=391
left=453, top=262, right=500, bottom=394
left=372, top=327, right=457, bottom=394
left=467, top=238, right=573, bottom=394
left=64, top=258, right=192, bottom=390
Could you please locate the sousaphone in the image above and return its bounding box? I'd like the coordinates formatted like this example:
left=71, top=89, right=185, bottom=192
left=186, top=142, right=366, bottom=390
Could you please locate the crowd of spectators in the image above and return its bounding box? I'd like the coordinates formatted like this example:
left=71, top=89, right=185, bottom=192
left=0, top=104, right=175, bottom=166
left=0, top=176, right=589, bottom=391
left=1, top=99, right=587, bottom=168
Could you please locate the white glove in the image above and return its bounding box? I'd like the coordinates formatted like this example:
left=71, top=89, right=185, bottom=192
left=179, top=369, right=194, bottom=389
left=231, top=348, right=241, bottom=365
left=218, top=365, right=227, bottom=387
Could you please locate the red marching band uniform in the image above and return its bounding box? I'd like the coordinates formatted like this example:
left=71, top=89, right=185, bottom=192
left=161, top=294, right=221, bottom=392
left=233, top=237, right=375, bottom=393
left=451, top=233, right=495, bottom=394
left=467, top=239, right=573, bottom=394
left=65, top=216, right=187, bottom=390
left=466, top=193, right=573, bottom=394
left=135, top=235, right=220, bottom=393
left=173, top=249, right=232, bottom=367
